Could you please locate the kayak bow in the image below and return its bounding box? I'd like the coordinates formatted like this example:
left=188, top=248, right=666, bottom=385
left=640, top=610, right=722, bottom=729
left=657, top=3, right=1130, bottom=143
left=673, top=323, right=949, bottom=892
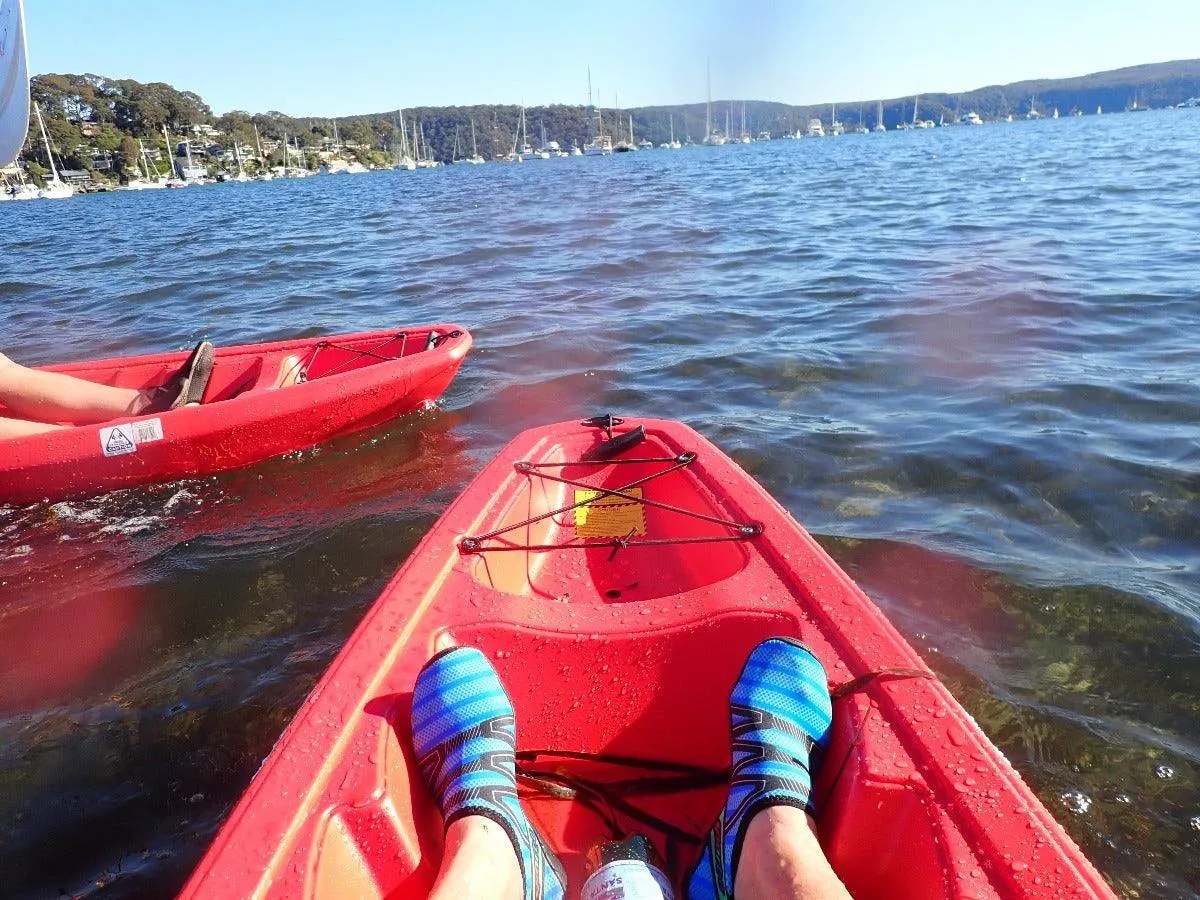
left=183, top=415, right=1115, bottom=899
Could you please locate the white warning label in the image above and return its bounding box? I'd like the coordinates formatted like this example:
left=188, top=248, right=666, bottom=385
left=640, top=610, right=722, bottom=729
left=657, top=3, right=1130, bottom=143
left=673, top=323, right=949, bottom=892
left=130, top=417, right=164, bottom=444
left=100, top=425, right=138, bottom=457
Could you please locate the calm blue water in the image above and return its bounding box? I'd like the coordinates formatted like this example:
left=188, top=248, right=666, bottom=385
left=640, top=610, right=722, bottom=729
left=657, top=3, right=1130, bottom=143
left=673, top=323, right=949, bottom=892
left=1, top=110, right=1198, bottom=898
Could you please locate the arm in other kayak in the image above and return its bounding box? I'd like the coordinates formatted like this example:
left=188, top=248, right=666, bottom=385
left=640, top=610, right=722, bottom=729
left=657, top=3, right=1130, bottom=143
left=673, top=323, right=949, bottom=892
left=0, top=342, right=213, bottom=439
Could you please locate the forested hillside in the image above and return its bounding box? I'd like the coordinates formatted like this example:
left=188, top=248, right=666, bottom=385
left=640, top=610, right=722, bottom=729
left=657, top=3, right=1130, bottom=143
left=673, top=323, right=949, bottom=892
left=18, top=59, right=1200, bottom=179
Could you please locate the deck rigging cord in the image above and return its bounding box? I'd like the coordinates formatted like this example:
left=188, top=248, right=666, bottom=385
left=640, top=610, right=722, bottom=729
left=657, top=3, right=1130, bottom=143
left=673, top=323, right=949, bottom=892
left=286, top=329, right=463, bottom=384
left=459, top=415, right=762, bottom=556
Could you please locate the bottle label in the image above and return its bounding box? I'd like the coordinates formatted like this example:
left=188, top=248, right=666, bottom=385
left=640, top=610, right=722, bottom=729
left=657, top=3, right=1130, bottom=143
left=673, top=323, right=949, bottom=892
left=581, top=859, right=674, bottom=900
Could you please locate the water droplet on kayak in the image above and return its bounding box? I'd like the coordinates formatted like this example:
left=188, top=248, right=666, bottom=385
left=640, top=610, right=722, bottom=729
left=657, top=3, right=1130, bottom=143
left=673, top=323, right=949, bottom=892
left=1154, top=764, right=1174, bottom=779
left=1189, top=815, right=1200, bottom=832
left=1011, top=860, right=1029, bottom=872
left=1114, top=792, right=1132, bottom=804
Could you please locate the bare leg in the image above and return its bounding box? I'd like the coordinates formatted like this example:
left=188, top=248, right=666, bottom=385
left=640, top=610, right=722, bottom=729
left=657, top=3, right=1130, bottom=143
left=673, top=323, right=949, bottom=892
left=733, top=806, right=852, bottom=900
left=428, top=815, right=522, bottom=900
left=0, top=352, right=144, bottom=425
left=0, top=416, right=69, bottom=439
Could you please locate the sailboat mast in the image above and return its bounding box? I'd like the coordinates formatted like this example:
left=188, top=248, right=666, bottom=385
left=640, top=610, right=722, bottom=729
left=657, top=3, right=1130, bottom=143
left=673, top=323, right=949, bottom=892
left=587, top=66, right=595, bottom=140
left=34, top=103, right=60, bottom=181
left=471, top=119, right=478, bottom=157
left=706, top=59, right=712, bottom=139
left=162, top=125, right=173, bottom=178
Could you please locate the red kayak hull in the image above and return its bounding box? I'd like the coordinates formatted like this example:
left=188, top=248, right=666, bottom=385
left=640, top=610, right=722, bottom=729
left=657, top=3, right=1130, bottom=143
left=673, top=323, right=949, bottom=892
left=182, top=417, right=1114, bottom=899
left=0, top=326, right=471, bottom=504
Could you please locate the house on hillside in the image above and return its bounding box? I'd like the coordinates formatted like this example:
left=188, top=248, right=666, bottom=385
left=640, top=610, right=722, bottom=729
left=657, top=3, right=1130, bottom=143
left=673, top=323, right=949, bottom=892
left=89, top=151, right=114, bottom=172
left=59, top=169, right=93, bottom=189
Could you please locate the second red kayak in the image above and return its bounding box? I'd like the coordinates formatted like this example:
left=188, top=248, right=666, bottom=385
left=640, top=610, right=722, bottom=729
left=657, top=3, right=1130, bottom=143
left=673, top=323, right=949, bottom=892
left=182, top=415, right=1114, bottom=899
left=0, top=325, right=471, bottom=504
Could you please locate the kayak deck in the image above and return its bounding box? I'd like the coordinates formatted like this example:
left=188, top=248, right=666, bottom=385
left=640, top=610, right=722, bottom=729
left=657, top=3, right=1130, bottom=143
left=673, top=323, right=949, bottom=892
left=1, top=326, right=471, bottom=503
left=183, top=417, right=1114, bottom=899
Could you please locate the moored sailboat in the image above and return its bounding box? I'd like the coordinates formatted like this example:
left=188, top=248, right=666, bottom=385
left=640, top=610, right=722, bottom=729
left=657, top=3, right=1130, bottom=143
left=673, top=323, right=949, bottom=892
left=253, top=124, right=273, bottom=180
left=830, top=102, right=844, bottom=136
left=583, top=70, right=613, bottom=156
left=31, top=102, right=73, bottom=198
left=464, top=119, right=485, bottom=164
left=703, top=60, right=726, bottom=144
left=118, top=139, right=169, bottom=190
left=659, top=113, right=682, bottom=149
left=393, top=111, right=416, bottom=170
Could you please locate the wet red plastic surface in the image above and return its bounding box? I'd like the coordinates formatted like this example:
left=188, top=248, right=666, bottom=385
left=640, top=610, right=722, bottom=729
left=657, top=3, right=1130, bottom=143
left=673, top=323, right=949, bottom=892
left=0, top=326, right=471, bottom=503
left=182, top=418, right=1116, bottom=900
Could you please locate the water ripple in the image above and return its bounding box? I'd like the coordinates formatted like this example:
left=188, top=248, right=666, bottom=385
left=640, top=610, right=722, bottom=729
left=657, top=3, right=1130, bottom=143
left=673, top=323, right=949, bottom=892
left=1, top=110, right=1199, bottom=898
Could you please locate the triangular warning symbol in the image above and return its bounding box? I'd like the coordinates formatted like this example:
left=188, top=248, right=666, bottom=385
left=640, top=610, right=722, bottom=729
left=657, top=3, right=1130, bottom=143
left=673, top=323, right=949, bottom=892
left=105, top=428, right=135, bottom=454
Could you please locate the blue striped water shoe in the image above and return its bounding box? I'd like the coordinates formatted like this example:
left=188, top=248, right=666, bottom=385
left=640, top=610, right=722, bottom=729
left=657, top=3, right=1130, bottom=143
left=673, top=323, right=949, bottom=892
left=411, top=646, right=566, bottom=900
left=687, top=637, right=833, bottom=900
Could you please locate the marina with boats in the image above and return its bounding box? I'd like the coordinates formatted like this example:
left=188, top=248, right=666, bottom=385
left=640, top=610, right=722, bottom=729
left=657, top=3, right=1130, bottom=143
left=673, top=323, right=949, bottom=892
left=5, top=59, right=1200, bottom=201
left=6, top=91, right=1196, bottom=202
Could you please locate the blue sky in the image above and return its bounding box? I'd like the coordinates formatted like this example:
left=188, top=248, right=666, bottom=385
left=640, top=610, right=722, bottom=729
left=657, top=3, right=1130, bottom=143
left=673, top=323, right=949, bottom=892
left=25, top=0, right=1200, bottom=116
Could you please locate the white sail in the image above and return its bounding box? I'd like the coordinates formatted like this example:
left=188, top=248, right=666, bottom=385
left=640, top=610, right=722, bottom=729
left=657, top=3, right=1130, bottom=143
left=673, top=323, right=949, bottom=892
left=0, top=0, right=30, bottom=167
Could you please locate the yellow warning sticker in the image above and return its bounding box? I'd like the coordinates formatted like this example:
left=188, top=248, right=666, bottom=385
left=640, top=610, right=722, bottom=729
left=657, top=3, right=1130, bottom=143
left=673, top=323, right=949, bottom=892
left=574, top=488, right=647, bottom=538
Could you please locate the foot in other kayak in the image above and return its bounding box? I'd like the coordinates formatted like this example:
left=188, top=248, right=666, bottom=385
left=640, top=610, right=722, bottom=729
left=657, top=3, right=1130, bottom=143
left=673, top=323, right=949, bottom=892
left=141, top=341, right=214, bottom=413
left=688, top=637, right=833, bottom=900
left=412, top=646, right=566, bottom=900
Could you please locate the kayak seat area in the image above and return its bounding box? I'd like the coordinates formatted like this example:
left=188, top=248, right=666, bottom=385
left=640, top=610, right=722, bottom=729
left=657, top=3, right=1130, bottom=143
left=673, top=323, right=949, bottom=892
left=33, top=332, right=438, bottom=415
left=206, top=337, right=426, bottom=402
left=290, top=614, right=965, bottom=899
left=202, top=353, right=305, bottom=402
left=467, top=436, right=753, bottom=601
left=447, top=619, right=962, bottom=898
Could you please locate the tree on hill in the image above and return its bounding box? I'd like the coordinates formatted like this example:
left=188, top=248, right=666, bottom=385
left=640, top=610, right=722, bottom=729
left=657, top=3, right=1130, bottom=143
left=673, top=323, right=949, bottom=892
left=118, top=135, right=139, bottom=173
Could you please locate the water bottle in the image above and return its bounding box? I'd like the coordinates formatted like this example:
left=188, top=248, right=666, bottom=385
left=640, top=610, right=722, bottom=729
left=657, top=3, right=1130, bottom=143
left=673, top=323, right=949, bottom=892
left=580, top=834, right=674, bottom=900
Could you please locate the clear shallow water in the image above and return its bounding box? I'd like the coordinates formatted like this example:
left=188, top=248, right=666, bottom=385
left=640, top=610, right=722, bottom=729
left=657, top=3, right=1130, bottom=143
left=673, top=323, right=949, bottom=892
left=1, top=109, right=1198, bottom=897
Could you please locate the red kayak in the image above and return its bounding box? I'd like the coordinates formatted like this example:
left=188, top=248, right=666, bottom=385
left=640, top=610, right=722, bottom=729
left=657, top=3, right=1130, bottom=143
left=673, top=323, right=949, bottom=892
left=182, top=416, right=1115, bottom=899
left=0, top=326, right=471, bottom=504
